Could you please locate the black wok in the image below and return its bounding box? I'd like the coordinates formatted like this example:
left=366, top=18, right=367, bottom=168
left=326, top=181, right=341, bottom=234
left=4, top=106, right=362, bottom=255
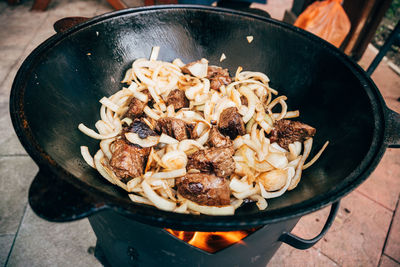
left=10, top=6, right=400, bottom=236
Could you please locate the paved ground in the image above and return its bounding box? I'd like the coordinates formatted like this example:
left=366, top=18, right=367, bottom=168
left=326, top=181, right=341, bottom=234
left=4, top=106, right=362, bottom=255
left=0, top=0, right=399, bottom=266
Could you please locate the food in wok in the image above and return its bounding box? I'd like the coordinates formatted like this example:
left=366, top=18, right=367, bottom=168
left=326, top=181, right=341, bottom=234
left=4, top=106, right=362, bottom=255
left=79, top=47, right=328, bottom=215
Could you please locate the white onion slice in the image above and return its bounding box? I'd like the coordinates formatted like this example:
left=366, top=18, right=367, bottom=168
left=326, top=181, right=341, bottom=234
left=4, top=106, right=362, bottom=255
left=80, top=146, right=94, bottom=168
left=142, top=180, right=176, bottom=211
left=150, top=168, right=186, bottom=179
left=159, top=133, right=179, bottom=144
left=125, top=133, right=159, bottom=147
left=186, top=199, right=234, bottom=215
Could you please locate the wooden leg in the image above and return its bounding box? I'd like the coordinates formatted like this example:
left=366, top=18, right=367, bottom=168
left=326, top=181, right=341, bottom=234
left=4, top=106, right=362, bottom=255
left=31, top=0, right=52, bottom=11
left=144, top=0, right=155, bottom=5
left=106, top=0, right=128, bottom=10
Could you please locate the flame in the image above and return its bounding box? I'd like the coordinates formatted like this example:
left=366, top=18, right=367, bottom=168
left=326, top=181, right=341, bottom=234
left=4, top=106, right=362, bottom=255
left=165, top=228, right=258, bottom=253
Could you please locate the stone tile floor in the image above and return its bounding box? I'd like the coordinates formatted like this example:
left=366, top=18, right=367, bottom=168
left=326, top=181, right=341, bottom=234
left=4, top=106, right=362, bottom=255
left=0, top=0, right=399, bottom=266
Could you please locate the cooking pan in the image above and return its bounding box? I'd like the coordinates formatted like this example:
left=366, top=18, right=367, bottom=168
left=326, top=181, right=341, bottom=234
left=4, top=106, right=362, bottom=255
left=10, top=6, right=400, bottom=239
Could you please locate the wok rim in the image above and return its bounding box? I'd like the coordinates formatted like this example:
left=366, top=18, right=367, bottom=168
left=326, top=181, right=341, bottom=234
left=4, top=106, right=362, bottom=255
left=10, top=5, right=388, bottom=230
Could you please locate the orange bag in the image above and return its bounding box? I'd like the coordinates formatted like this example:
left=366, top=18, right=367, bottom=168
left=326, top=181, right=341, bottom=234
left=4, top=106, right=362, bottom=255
left=294, top=0, right=351, bottom=47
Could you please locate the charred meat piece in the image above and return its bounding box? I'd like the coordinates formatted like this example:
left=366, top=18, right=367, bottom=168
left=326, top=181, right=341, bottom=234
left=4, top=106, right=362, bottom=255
left=218, top=107, right=246, bottom=140
left=124, top=89, right=153, bottom=119
left=187, top=147, right=234, bottom=178
left=207, top=126, right=233, bottom=148
left=176, top=173, right=230, bottom=206
left=124, top=119, right=157, bottom=139
left=155, top=117, right=194, bottom=141
left=207, top=66, right=232, bottom=90
left=166, top=89, right=189, bottom=110
left=109, top=139, right=150, bottom=182
left=269, top=119, right=316, bottom=150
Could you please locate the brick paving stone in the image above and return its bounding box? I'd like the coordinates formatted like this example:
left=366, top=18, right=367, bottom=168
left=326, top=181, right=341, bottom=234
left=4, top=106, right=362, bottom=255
left=6, top=206, right=101, bottom=267
left=0, top=103, right=28, bottom=156
left=0, top=234, right=15, bottom=266
left=0, top=156, right=38, bottom=234
left=357, top=148, right=400, bottom=211
left=385, top=201, right=400, bottom=263
left=292, top=191, right=392, bottom=267
left=380, top=255, right=400, bottom=267
left=268, top=245, right=338, bottom=267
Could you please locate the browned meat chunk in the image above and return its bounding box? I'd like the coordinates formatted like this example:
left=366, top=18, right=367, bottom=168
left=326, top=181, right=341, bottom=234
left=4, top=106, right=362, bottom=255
left=218, top=107, right=246, bottom=140
left=207, top=66, right=232, bottom=90
left=155, top=117, right=194, bottom=141
left=124, top=89, right=152, bottom=119
left=166, top=89, right=189, bottom=110
left=187, top=147, right=234, bottom=178
left=109, top=139, right=150, bottom=182
left=269, top=119, right=316, bottom=150
left=176, top=173, right=230, bottom=206
left=207, top=126, right=233, bottom=148
left=124, top=119, right=157, bottom=139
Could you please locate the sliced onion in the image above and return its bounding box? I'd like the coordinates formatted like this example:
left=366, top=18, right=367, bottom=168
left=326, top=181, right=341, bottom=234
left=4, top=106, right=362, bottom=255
left=143, top=106, right=161, bottom=120
left=270, top=142, right=288, bottom=153
left=127, top=177, right=142, bottom=192
left=125, top=133, right=158, bottom=147
left=121, top=68, right=133, bottom=83
left=196, top=129, right=210, bottom=145
left=99, top=97, right=119, bottom=112
left=289, top=138, right=313, bottom=190
left=232, top=184, right=260, bottom=199
left=142, top=180, right=176, bottom=211
left=178, top=139, right=204, bottom=153
left=149, top=46, right=160, bottom=61
left=172, top=58, right=185, bottom=68
left=150, top=168, right=186, bottom=179
left=129, top=194, right=152, bottom=205
left=265, top=152, right=288, bottom=169
left=95, top=120, right=113, bottom=135
left=186, top=199, right=234, bottom=215
left=184, top=59, right=208, bottom=78
left=132, top=90, right=148, bottom=103
left=80, top=146, right=94, bottom=168
left=259, top=120, right=273, bottom=134
left=238, top=86, right=257, bottom=123
left=230, top=177, right=252, bottom=193
left=121, top=117, right=133, bottom=126
left=254, top=161, right=274, bottom=172
left=174, top=201, right=188, bottom=213
left=78, top=123, right=119, bottom=140
left=100, top=138, right=115, bottom=160
left=231, top=199, right=243, bottom=209
left=258, top=169, right=287, bottom=191
left=249, top=194, right=268, bottom=210
left=161, top=150, right=188, bottom=170
left=260, top=167, right=295, bottom=199
left=303, top=141, right=329, bottom=170
left=272, top=110, right=300, bottom=119
left=159, top=133, right=179, bottom=145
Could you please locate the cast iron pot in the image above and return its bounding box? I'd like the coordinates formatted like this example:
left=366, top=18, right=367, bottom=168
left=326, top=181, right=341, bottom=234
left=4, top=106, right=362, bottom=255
left=10, top=5, right=400, bottom=247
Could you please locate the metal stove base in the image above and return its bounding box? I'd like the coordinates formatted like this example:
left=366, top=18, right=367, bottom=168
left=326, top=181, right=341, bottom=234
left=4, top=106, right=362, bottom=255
left=89, top=210, right=299, bottom=267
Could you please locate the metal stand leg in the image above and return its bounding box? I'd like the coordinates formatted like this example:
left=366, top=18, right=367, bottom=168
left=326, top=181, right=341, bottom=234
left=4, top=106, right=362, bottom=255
left=367, top=20, right=400, bottom=75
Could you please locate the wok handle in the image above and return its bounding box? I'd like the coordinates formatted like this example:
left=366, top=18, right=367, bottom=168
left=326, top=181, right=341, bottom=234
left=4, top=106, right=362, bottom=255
left=29, top=168, right=106, bottom=222
left=53, top=17, right=90, bottom=33
left=279, top=201, right=340, bottom=250
left=385, top=107, right=400, bottom=148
